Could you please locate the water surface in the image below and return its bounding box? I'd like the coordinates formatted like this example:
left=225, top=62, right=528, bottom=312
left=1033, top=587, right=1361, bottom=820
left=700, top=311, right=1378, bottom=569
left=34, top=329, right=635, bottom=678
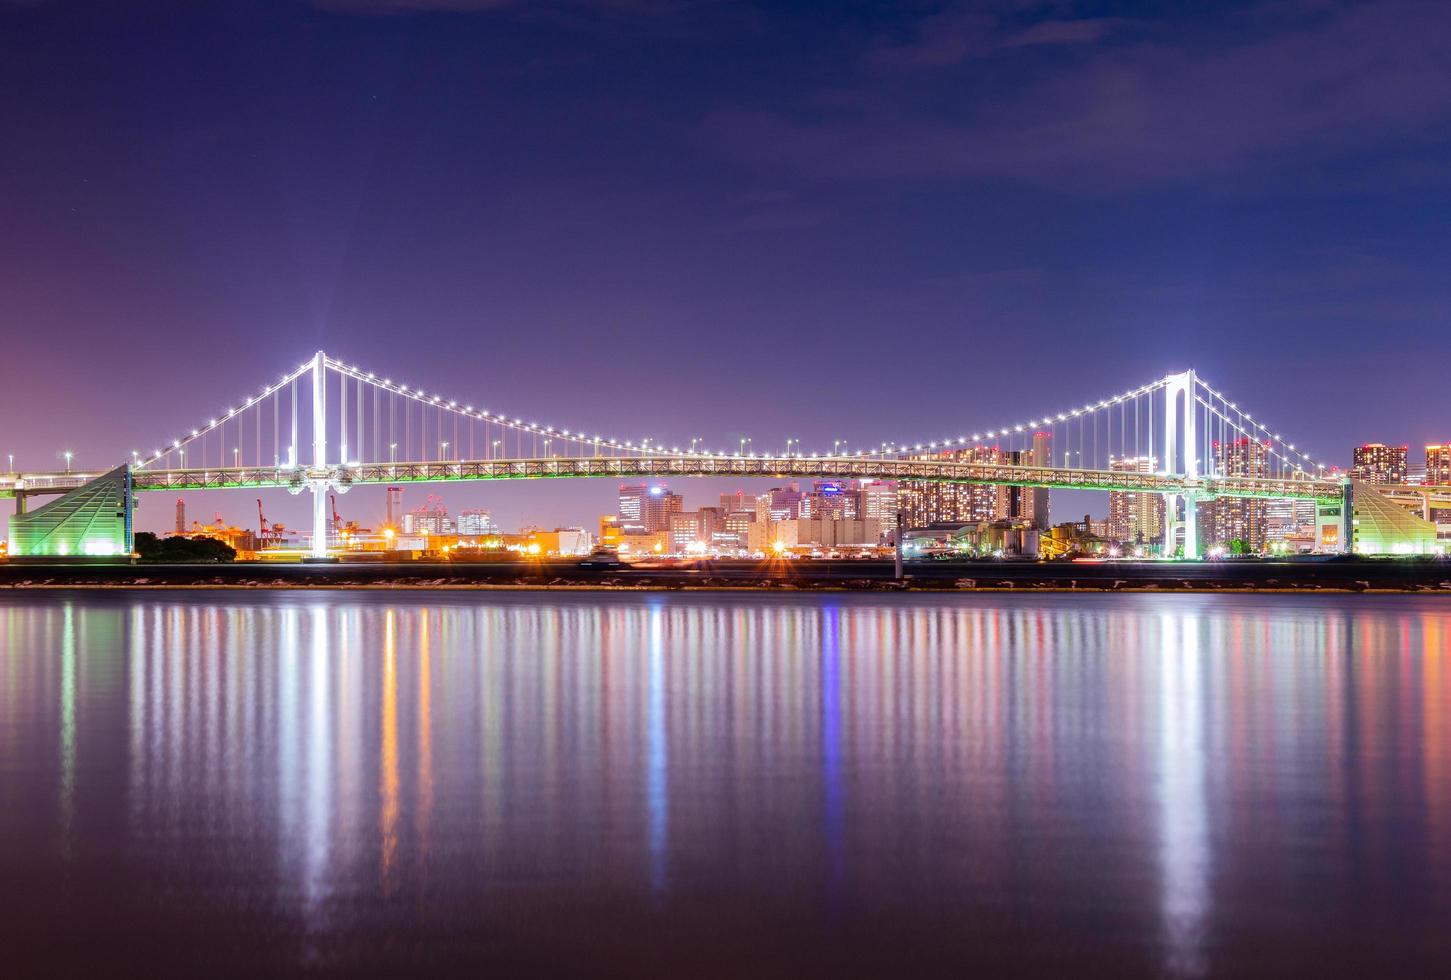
left=2, top=591, right=1449, bottom=976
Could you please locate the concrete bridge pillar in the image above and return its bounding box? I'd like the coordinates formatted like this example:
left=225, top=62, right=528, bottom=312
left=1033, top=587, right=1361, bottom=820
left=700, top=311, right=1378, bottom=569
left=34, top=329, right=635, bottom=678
left=308, top=350, right=333, bottom=561
left=309, top=483, right=329, bottom=559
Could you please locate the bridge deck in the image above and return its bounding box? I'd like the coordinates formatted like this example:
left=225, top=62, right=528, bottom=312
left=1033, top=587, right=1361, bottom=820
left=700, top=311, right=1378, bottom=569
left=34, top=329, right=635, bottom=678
left=2, top=457, right=1357, bottom=502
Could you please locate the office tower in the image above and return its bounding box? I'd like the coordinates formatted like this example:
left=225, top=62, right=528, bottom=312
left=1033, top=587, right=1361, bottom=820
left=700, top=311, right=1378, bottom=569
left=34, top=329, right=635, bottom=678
left=1427, top=445, right=1451, bottom=486
left=175, top=498, right=186, bottom=533
left=767, top=483, right=804, bottom=522
left=800, top=481, right=858, bottom=521
left=718, top=490, right=752, bottom=513
left=385, top=486, right=403, bottom=529
left=619, top=484, right=683, bottom=533
left=618, top=484, right=645, bottom=528
left=1352, top=443, right=1408, bottom=485
left=860, top=480, right=899, bottom=540
left=455, top=509, right=499, bottom=535
left=1107, top=456, right=1164, bottom=544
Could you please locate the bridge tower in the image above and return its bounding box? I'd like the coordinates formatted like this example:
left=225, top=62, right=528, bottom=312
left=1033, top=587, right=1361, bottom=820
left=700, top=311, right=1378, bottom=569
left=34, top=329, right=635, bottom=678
left=1162, top=369, right=1201, bottom=559
left=309, top=350, right=330, bottom=559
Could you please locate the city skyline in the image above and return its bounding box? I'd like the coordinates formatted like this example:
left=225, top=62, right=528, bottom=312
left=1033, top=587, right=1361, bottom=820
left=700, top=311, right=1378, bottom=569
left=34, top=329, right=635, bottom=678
left=19, top=429, right=1450, bottom=541
left=3, top=0, right=1450, bottom=541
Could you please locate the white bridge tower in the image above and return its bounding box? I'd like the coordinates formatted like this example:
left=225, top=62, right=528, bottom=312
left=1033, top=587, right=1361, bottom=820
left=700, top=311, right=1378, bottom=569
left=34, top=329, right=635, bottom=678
left=1161, top=369, right=1201, bottom=559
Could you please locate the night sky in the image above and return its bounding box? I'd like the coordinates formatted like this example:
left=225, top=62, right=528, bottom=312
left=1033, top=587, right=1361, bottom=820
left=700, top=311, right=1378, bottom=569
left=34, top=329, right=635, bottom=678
left=3, top=0, right=1448, bottom=533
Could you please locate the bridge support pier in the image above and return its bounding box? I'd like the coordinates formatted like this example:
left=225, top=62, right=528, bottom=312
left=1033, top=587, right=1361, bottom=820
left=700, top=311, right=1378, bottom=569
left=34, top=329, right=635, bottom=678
left=310, top=482, right=330, bottom=560
left=1183, top=494, right=1199, bottom=560
left=1159, top=493, right=1200, bottom=558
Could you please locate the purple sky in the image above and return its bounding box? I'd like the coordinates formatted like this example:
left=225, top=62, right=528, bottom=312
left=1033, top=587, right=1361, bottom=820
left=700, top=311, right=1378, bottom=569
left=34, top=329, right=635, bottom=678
left=3, top=0, right=1449, bottom=533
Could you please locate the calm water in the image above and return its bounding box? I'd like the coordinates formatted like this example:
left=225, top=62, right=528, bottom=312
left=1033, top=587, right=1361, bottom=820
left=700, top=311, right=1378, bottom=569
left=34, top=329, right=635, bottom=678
left=3, top=591, right=1450, bottom=977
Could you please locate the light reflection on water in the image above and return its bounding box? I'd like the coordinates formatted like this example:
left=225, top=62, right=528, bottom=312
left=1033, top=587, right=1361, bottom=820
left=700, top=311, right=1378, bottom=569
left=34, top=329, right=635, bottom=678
left=2, top=591, right=1451, bottom=977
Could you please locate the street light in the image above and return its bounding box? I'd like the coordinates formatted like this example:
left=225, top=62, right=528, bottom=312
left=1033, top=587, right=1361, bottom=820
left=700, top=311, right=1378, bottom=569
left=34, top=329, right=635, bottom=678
left=440, top=441, right=449, bottom=463
left=63, top=451, right=73, bottom=474
left=389, top=442, right=397, bottom=463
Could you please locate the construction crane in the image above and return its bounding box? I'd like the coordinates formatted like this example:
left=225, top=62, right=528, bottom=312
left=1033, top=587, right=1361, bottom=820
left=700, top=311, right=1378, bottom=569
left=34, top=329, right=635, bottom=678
left=330, top=493, right=362, bottom=543
left=256, top=498, right=284, bottom=546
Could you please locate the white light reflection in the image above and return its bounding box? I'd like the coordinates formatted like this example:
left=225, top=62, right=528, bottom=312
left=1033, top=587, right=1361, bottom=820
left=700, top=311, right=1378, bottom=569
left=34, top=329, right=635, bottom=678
left=304, top=603, right=332, bottom=914
left=1157, top=610, right=1210, bottom=978
left=59, top=603, right=76, bottom=860
left=380, top=609, right=399, bottom=893
left=276, top=607, right=301, bottom=903
left=646, top=602, right=668, bottom=898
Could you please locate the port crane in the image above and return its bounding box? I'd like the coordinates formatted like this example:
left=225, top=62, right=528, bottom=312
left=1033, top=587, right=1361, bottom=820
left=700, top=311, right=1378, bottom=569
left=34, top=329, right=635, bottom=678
left=256, top=498, right=285, bottom=546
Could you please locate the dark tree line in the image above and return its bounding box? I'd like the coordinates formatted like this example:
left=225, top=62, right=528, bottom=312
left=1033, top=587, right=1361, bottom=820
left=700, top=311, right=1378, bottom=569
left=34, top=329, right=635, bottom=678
left=134, top=532, right=236, bottom=562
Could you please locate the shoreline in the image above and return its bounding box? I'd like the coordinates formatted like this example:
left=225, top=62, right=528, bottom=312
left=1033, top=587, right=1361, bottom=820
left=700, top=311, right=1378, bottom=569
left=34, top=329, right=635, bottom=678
left=3, top=583, right=1449, bottom=594
left=3, top=557, right=1449, bottom=594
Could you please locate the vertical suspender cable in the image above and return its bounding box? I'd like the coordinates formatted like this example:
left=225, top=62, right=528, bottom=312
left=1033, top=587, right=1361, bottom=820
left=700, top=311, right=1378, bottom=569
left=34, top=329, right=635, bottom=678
left=291, top=377, right=298, bottom=468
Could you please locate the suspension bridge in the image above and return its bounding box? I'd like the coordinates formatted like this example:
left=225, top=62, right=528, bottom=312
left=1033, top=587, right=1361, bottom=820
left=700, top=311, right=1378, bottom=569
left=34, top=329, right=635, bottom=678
left=6, top=351, right=1434, bottom=561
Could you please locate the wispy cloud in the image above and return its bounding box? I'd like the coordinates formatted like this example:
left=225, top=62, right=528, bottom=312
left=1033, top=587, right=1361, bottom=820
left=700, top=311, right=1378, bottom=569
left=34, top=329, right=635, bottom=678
left=999, top=18, right=1121, bottom=49
left=866, top=8, right=998, bottom=69
left=703, top=1, right=1451, bottom=193
left=308, top=0, right=683, bottom=13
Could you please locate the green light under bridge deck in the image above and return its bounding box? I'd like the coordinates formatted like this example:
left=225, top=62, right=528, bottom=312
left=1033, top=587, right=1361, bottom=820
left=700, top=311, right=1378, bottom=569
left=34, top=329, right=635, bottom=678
left=8, top=466, right=133, bottom=559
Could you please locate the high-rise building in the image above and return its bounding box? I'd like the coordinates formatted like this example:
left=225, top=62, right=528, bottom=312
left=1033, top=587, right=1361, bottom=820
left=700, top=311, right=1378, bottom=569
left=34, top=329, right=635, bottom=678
left=385, top=486, right=403, bottom=530
left=718, top=490, right=752, bottom=514
left=669, top=507, right=723, bottom=552
left=899, top=441, right=1049, bottom=531
left=996, top=439, right=1051, bottom=531
left=800, top=481, right=858, bottom=521
left=1204, top=438, right=1270, bottom=552
left=899, top=446, right=997, bottom=529
left=402, top=494, right=451, bottom=535
left=1427, top=445, right=1451, bottom=486
left=1107, top=456, right=1164, bottom=545
left=766, top=483, right=805, bottom=522
left=1014, top=432, right=1053, bottom=533
left=618, top=484, right=646, bottom=528
left=174, top=498, right=186, bottom=534
left=455, top=509, right=499, bottom=536
left=860, top=480, right=899, bottom=540
left=1352, top=443, right=1408, bottom=485
left=717, top=511, right=765, bottom=553
left=618, top=484, right=682, bottom=533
